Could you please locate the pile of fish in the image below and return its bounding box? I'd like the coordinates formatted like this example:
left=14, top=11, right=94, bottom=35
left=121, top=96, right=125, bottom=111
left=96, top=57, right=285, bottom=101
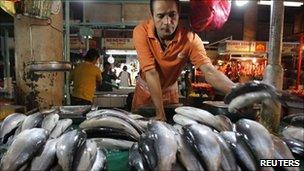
left=129, top=106, right=301, bottom=171
left=0, top=110, right=107, bottom=171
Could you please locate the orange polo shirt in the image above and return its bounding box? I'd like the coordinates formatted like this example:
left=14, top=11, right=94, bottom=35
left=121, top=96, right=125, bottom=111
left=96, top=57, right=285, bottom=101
left=133, top=19, right=211, bottom=89
left=70, top=61, right=102, bottom=102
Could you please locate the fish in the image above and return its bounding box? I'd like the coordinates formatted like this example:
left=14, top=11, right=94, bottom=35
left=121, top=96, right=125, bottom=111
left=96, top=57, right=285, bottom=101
left=129, top=114, right=145, bottom=120
left=56, top=129, right=87, bottom=171
left=147, top=121, right=178, bottom=171
left=236, top=119, right=274, bottom=161
left=80, top=116, right=140, bottom=140
left=83, top=127, right=138, bottom=141
left=183, top=124, right=221, bottom=171
left=86, top=110, right=144, bottom=134
left=224, top=81, right=278, bottom=104
left=74, top=139, right=97, bottom=171
left=49, top=119, right=73, bottom=139
left=91, top=138, right=134, bottom=150
left=41, top=113, right=60, bottom=133
left=282, top=113, right=304, bottom=127
left=175, top=133, right=204, bottom=171
left=220, top=131, right=257, bottom=171
left=271, top=135, right=299, bottom=171
left=30, top=138, right=58, bottom=171
left=282, top=126, right=304, bottom=143
left=173, top=124, right=184, bottom=134
left=0, top=113, right=26, bottom=144
left=175, top=106, right=224, bottom=132
left=228, top=91, right=274, bottom=114
left=129, top=142, right=150, bottom=171
left=138, top=132, right=158, bottom=170
left=0, top=128, right=48, bottom=171
left=214, top=133, right=239, bottom=171
left=173, top=114, right=198, bottom=126
left=21, top=112, right=44, bottom=131
left=214, top=115, right=233, bottom=131
left=90, top=148, right=107, bottom=171
left=282, top=138, right=304, bottom=157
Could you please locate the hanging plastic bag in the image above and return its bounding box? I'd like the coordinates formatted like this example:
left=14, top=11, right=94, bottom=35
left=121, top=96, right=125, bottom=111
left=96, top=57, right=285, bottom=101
left=190, top=0, right=231, bottom=32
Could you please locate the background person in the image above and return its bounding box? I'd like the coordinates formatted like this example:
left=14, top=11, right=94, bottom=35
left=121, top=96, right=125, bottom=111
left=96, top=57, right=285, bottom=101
left=70, top=49, right=102, bottom=105
left=119, top=65, right=132, bottom=87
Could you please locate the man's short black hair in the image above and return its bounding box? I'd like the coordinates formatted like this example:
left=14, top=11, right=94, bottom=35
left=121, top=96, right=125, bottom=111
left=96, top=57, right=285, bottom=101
left=85, top=49, right=100, bottom=61
left=149, top=0, right=180, bottom=15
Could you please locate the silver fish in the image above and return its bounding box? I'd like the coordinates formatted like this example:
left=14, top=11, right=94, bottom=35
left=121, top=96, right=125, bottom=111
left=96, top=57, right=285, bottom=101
left=0, top=113, right=26, bottom=144
left=91, top=138, right=134, bottom=150
left=74, top=139, right=98, bottom=171
left=183, top=124, right=221, bottom=171
left=148, top=121, right=178, bottom=171
left=220, top=131, right=257, bottom=171
left=86, top=110, right=144, bottom=133
left=56, top=129, right=86, bottom=171
left=129, top=142, right=149, bottom=171
left=80, top=116, right=140, bottom=140
left=214, top=115, right=233, bottom=131
left=21, top=112, right=44, bottom=131
left=129, top=114, right=145, bottom=120
left=236, top=119, right=274, bottom=161
left=272, top=135, right=299, bottom=171
left=175, top=106, right=223, bottom=132
left=138, top=132, right=158, bottom=170
left=90, top=148, right=107, bottom=171
left=228, top=91, right=274, bottom=113
left=31, top=138, right=58, bottom=171
left=173, top=114, right=198, bottom=126
left=0, top=128, right=48, bottom=171
left=282, top=126, right=304, bottom=143
left=175, top=133, right=204, bottom=171
left=214, top=133, right=239, bottom=171
left=41, top=113, right=60, bottom=133
left=49, top=119, right=73, bottom=139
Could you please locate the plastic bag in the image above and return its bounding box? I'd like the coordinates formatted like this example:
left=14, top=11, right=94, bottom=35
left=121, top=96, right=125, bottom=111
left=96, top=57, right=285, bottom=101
left=190, top=0, right=231, bottom=32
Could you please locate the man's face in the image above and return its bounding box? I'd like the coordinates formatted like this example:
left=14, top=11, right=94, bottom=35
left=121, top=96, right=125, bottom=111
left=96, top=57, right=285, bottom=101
left=152, top=0, right=179, bottom=40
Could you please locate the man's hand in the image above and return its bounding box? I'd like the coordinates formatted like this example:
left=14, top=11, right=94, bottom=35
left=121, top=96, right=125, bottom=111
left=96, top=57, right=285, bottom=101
left=153, top=109, right=167, bottom=122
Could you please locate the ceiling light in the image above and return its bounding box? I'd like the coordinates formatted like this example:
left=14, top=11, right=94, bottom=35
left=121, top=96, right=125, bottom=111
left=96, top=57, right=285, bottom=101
left=106, top=50, right=137, bottom=55
left=235, top=0, right=249, bottom=7
left=258, top=1, right=303, bottom=7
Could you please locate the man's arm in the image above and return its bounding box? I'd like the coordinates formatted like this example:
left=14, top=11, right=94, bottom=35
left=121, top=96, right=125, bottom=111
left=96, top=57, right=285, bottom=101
left=199, top=63, right=236, bottom=94
left=145, top=68, right=166, bottom=121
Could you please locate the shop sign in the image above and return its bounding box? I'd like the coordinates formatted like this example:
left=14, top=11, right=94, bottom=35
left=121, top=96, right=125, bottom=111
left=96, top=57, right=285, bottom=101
left=282, top=43, right=299, bottom=54
left=220, top=40, right=255, bottom=53
left=102, top=38, right=134, bottom=50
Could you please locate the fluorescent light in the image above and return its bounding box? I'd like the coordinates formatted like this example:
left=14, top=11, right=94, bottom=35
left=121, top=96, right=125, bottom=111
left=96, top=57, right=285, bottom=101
left=106, top=49, right=137, bottom=55
left=235, top=0, right=249, bottom=7
left=202, top=41, right=209, bottom=44
left=258, top=1, right=303, bottom=7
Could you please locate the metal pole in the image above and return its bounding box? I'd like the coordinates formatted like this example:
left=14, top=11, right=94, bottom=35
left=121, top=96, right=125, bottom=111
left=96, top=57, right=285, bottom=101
left=4, top=29, right=10, bottom=78
left=261, top=0, right=284, bottom=133
left=65, top=0, right=71, bottom=105
left=296, top=35, right=303, bottom=89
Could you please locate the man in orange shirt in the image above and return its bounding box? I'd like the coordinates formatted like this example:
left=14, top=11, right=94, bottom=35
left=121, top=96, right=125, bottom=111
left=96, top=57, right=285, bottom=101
left=132, top=0, right=235, bottom=121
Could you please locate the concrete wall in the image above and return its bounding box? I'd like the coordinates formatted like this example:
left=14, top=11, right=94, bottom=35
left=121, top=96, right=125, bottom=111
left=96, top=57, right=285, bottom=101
left=14, top=9, right=64, bottom=110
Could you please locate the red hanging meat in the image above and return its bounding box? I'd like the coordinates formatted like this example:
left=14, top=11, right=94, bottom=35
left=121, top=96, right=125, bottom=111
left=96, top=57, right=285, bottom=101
left=190, top=0, right=231, bottom=32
